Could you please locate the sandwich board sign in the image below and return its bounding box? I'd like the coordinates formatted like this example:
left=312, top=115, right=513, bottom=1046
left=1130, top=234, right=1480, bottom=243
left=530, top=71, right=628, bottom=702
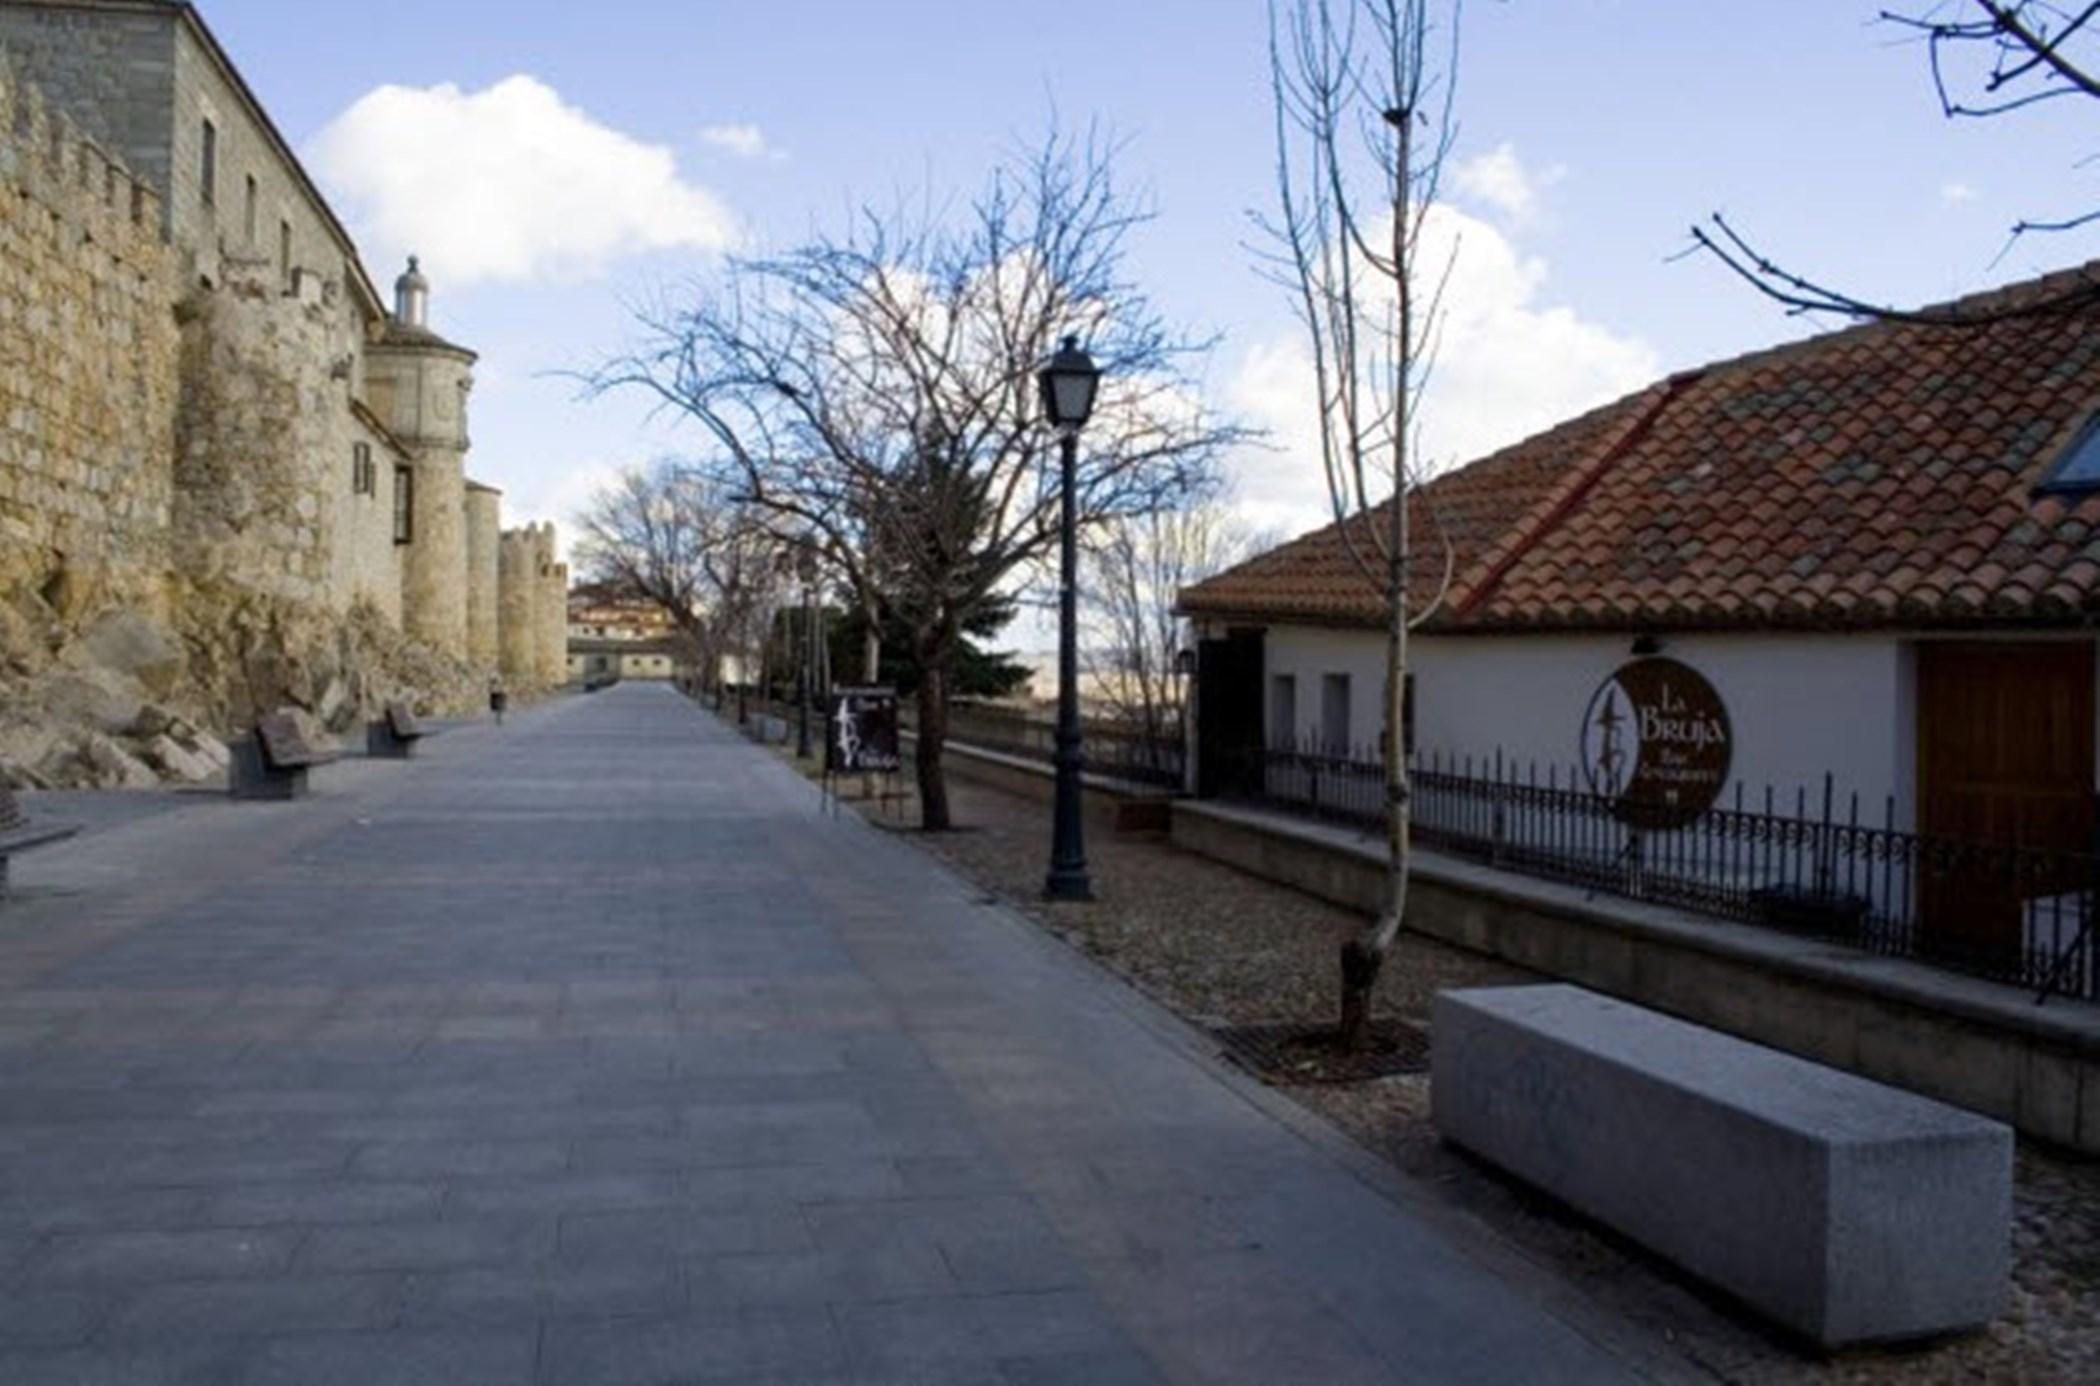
left=828, top=687, right=902, bottom=775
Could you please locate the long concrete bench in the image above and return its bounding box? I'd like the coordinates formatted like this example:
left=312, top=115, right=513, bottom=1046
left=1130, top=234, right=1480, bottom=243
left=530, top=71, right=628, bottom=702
left=1432, top=984, right=2011, bottom=1348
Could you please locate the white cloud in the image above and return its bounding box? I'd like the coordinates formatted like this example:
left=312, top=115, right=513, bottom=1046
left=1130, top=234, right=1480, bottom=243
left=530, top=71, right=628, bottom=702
left=500, top=458, right=631, bottom=566
left=1940, top=180, right=1979, bottom=205
left=1451, top=142, right=1562, bottom=225
left=698, top=123, right=782, bottom=161
left=309, top=76, right=736, bottom=286
left=1228, top=202, right=1660, bottom=539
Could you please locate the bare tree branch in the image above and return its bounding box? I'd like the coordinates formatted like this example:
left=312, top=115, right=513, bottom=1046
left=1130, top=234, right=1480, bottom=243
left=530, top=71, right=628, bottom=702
left=1694, top=2, right=2100, bottom=321
left=586, top=128, right=1245, bottom=828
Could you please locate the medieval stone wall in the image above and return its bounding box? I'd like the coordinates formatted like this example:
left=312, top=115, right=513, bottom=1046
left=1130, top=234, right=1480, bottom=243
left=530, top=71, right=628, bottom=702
left=0, top=5, right=175, bottom=217
left=497, top=527, right=539, bottom=685
left=170, top=262, right=350, bottom=608
left=532, top=525, right=568, bottom=687
left=464, top=482, right=500, bottom=666
left=365, top=339, right=472, bottom=659
left=330, top=412, right=403, bottom=627
left=0, top=60, right=177, bottom=623
left=0, top=40, right=565, bottom=788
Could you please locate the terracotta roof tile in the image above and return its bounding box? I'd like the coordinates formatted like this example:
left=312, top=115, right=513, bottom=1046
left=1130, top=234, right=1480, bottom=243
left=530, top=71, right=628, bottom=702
left=1182, top=259, right=2100, bottom=630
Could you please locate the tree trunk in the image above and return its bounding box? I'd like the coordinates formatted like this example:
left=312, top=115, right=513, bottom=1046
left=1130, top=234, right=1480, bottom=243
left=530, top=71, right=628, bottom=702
left=913, top=663, right=951, bottom=830
left=863, top=612, right=882, bottom=685
left=1338, top=581, right=1410, bottom=1050
left=1337, top=99, right=1418, bottom=1053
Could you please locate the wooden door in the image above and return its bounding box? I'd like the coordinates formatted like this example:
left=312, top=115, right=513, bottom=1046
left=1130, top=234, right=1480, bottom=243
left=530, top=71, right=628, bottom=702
left=1916, top=641, right=2095, bottom=970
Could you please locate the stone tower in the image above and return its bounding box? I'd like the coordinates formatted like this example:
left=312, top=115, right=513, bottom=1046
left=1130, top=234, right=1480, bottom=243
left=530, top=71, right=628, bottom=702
left=497, top=526, right=539, bottom=685
left=463, top=482, right=501, bottom=666
left=532, top=524, right=568, bottom=687
left=363, top=257, right=475, bottom=660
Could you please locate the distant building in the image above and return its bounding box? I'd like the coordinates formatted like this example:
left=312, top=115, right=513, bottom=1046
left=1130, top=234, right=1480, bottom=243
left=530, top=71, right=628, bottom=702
left=1180, top=259, right=2100, bottom=969
left=566, top=583, right=684, bottom=683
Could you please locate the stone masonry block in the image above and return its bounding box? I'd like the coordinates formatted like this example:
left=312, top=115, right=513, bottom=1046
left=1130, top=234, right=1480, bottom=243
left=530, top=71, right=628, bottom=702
left=1432, top=984, right=2012, bottom=1348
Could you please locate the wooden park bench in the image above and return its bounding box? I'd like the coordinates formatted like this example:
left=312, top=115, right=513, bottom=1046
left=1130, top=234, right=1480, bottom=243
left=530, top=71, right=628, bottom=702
left=1432, top=984, right=2012, bottom=1348
left=366, top=700, right=427, bottom=760
left=229, top=710, right=340, bottom=800
left=0, top=784, right=78, bottom=903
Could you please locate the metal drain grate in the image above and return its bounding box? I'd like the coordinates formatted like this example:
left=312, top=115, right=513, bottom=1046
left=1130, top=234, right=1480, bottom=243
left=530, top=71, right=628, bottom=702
left=1213, top=1019, right=1429, bottom=1086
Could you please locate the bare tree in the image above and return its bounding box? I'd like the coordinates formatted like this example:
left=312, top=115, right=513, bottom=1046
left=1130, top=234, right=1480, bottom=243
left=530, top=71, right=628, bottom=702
left=1260, top=0, right=1464, bottom=1049
left=1081, top=499, right=1265, bottom=749
left=1692, top=2, right=2100, bottom=321
left=572, top=461, right=779, bottom=697
left=591, top=129, right=1242, bottom=829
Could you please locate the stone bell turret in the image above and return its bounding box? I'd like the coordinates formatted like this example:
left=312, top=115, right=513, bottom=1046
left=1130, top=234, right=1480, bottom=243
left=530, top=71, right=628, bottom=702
left=366, top=255, right=477, bottom=661
left=394, top=255, right=430, bottom=328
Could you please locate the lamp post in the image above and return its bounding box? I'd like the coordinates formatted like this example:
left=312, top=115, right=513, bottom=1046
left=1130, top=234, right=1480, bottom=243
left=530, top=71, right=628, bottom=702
left=1039, top=335, right=1100, bottom=902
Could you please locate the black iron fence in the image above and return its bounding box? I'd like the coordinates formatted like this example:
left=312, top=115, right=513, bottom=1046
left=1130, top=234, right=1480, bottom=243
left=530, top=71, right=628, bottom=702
left=711, top=690, right=1184, bottom=791
left=1222, top=743, right=2098, bottom=1005
left=898, top=701, right=1185, bottom=792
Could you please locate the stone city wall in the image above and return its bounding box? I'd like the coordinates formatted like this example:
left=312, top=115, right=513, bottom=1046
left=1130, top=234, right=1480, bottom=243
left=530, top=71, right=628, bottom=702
left=497, top=527, right=539, bottom=685
left=0, top=61, right=177, bottom=624
left=169, top=261, right=350, bottom=610
left=163, top=16, right=369, bottom=308
left=365, top=338, right=473, bottom=660
left=0, top=7, right=176, bottom=222
left=464, top=482, right=501, bottom=666
left=0, top=44, right=562, bottom=788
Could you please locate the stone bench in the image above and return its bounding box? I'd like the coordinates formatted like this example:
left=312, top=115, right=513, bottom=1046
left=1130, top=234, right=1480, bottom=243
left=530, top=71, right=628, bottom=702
left=0, top=785, right=79, bottom=902
left=366, top=700, right=427, bottom=760
left=1431, top=984, right=2012, bottom=1348
left=230, top=711, right=341, bottom=800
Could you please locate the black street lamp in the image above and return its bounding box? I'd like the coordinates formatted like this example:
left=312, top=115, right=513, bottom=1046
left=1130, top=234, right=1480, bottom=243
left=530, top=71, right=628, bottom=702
left=1039, top=335, right=1101, bottom=902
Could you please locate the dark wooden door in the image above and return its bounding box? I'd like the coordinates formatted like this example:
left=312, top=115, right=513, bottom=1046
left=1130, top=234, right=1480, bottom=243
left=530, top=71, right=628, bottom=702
left=1196, top=628, right=1265, bottom=798
left=1917, top=641, right=2095, bottom=969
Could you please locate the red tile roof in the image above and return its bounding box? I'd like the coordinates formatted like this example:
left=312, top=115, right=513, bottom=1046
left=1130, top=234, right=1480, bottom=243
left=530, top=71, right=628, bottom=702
left=1182, top=261, right=2100, bottom=631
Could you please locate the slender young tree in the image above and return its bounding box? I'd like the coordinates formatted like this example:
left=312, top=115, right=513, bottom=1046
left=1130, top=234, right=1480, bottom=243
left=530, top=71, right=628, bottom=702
left=1261, top=0, right=1463, bottom=1049
left=591, top=130, right=1242, bottom=828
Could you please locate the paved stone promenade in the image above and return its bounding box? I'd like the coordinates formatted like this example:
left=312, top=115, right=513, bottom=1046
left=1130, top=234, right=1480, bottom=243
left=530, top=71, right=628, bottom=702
left=0, top=684, right=1671, bottom=1384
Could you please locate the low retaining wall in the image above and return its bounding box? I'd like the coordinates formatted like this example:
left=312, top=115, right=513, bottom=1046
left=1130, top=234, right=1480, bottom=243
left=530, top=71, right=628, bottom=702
left=1171, top=798, right=2100, bottom=1154
left=905, top=735, right=1174, bottom=833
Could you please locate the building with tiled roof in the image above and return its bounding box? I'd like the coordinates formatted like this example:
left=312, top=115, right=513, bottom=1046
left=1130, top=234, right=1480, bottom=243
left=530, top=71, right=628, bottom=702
left=1185, top=260, right=2100, bottom=635
left=1179, top=260, right=2100, bottom=961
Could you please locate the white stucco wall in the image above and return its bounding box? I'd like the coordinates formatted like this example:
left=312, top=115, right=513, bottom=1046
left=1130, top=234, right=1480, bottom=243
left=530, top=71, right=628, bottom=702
left=1238, top=623, right=2100, bottom=830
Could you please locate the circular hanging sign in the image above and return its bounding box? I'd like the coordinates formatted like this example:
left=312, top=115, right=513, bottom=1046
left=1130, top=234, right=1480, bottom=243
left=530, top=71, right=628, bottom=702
left=1578, top=657, right=1732, bottom=831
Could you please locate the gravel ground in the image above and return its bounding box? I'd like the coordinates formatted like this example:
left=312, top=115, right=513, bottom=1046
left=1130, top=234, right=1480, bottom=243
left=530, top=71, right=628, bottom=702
left=818, top=758, right=2100, bottom=1386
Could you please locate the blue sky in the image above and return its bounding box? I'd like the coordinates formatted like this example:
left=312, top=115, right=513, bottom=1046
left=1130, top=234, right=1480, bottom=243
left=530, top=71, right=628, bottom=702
left=197, top=0, right=2097, bottom=550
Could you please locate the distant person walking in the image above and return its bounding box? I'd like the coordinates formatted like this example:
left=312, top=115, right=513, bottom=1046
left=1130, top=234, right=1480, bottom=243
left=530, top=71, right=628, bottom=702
left=489, top=677, right=508, bottom=726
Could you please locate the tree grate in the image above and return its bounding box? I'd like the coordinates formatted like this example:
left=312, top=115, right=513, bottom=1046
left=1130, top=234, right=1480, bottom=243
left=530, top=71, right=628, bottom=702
left=1213, top=1019, right=1429, bottom=1086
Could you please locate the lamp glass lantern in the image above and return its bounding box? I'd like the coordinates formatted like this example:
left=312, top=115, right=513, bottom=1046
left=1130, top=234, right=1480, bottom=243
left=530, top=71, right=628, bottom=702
left=1038, top=335, right=1101, bottom=432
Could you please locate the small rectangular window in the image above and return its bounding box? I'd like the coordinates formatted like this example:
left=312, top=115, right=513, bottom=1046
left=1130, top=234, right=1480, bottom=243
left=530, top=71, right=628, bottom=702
left=243, top=174, right=258, bottom=243
left=1269, top=674, right=1297, bottom=750
left=279, top=219, right=292, bottom=290
left=392, top=465, right=413, bottom=544
left=352, top=442, right=373, bottom=496
left=2040, top=413, right=2100, bottom=494
left=199, top=119, right=216, bottom=208
left=1321, top=673, right=1352, bottom=755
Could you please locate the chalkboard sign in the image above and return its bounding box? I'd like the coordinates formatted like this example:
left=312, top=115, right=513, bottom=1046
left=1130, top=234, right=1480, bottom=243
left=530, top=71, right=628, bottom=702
left=828, top=688, right=901, bottom=774
left=1579, top=657, right=1732, bottom=831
